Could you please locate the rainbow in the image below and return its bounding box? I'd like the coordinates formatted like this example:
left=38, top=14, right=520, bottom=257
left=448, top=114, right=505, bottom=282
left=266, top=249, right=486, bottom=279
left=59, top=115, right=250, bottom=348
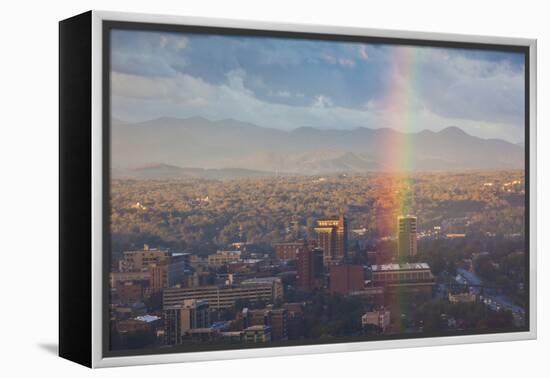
left=374, top=45, right=422, bottom=331
left=376, top=45, right=421, bottom=235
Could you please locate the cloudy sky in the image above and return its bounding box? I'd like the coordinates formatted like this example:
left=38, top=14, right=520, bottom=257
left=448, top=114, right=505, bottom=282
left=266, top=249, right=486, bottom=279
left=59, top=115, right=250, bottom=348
left=110, top=29, right=525, bottom=143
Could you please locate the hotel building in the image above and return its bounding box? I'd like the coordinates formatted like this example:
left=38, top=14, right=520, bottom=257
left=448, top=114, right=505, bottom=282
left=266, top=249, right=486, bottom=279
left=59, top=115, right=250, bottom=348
left=315, top=215, right=348, bottom=266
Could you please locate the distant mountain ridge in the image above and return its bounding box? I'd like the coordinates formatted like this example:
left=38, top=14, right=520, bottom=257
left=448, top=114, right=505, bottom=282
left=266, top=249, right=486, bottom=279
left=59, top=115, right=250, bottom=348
left=113, top=164, right=282, bottom=180
left=111, top=116, right=525, bottom=177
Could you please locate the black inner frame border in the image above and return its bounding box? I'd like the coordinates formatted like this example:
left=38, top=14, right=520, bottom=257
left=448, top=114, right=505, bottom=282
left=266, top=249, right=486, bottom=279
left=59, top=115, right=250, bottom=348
left=101, top=19, right=531, bottom=359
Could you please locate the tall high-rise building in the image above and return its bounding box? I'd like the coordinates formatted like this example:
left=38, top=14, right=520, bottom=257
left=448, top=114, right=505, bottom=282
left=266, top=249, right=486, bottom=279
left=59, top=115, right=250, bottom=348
left=315, top=215, right=348, bottom=266
left=397, top=215, right=418, bottom=258
left=296, top=247, right=324, bottom=291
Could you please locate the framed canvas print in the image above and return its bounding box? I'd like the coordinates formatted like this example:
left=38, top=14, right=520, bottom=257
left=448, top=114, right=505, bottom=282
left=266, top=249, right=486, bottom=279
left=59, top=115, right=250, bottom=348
left=59, top=10, right=537, bottom=368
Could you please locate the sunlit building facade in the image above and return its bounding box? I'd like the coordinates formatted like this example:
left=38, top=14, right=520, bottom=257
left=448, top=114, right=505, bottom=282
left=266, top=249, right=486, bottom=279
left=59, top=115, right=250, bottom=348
left=398, top=215, right=418, bottom=258
left=315, top=215, right=348, bottom=266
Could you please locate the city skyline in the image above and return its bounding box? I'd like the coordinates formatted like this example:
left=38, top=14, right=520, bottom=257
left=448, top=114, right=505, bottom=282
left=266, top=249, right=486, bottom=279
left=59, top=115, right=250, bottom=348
left=109, top=196, right=527, bottom=352
left=107, top=28, right=527, bottom=354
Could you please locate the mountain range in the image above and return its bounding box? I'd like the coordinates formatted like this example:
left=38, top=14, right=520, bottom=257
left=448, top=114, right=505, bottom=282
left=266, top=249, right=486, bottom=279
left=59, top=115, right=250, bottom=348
left=111, top=116, right=524, bottom=178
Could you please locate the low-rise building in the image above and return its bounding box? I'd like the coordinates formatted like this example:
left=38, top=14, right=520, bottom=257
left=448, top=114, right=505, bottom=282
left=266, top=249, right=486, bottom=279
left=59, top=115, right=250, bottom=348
left=113, top=281, right=144, bottom=305
left=164, top=299, right=210, bottom=345
left=150, top=254, right=193, bottom=293
left=274, top=241, right=307, bottom=261
left=112, top=302, right=147, bottom=320
left=116, top=318, right=152, bottom=334
left=185, top=328, right=217, bottom=343
left=243, top=325, right=271, bottom=343
left=270, top=308, right=288, bottom=341
left=220, top=331, right=243, bottom=343
left=163, top=279, right=283, bottom=310
left=110, top=271, right=150, bottom=288
left=241, top=277, right=284, bottom=301
left=371, top=263, right=434, bottom=295
left=242, top=306, right=288, bottom=341
left=118, top=245, right=171, bottom=272
left=362, top=309, right=391, bottom=331
left=448, top=292, right=476, bottom=304
left=208, top=250, right=242, bottom=266
left=283, top=302, right=305, bottom=317
left=329, top=264, right=365, bottom=295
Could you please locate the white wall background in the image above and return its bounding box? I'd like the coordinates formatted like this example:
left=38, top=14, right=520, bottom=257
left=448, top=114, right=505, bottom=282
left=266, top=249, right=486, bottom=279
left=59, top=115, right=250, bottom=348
left=0, top=0, right=546, bottom=376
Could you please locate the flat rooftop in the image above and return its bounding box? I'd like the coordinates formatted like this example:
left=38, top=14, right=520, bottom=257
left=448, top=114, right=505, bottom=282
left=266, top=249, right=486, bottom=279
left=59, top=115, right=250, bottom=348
left=123, top=249, right=169, bottom=254
left=244, top=325, right=271, bottom=331
left=371, top=262, right=431, bottom=271
left=134, top=315, right=161, bottom=323
left=241, top=277, right=281, bottom=285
